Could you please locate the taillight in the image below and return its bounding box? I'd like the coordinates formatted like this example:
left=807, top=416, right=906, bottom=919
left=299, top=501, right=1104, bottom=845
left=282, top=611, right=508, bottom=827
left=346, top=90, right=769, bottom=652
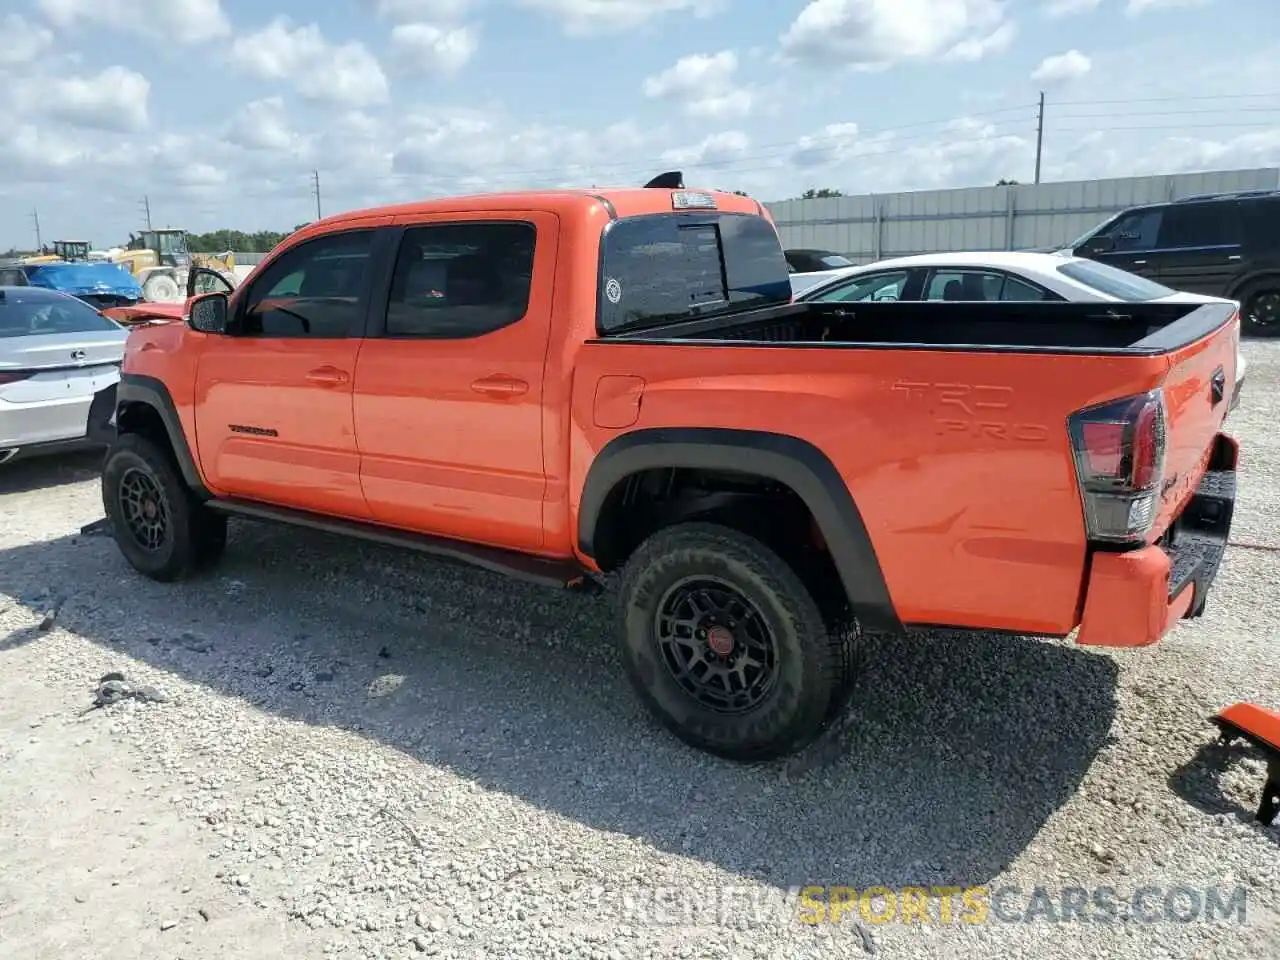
left=1068, top=388, right=1167, bottom=544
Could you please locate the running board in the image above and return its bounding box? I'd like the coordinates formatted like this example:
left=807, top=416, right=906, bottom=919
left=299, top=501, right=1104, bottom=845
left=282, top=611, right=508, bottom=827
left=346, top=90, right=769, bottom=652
left=205, top=499, right=588, bottom=589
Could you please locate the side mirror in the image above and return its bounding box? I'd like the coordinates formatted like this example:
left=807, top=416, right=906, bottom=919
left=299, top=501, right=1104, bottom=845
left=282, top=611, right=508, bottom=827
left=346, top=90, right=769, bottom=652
left=188, top=292, right=228, bottom=334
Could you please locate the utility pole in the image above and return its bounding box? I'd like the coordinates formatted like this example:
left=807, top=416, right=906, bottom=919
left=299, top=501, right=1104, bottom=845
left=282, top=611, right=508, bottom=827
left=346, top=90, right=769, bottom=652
left=141, top=195, right=152, bottom=229
left=31, top=208, right=42, bottom=250
left=311, top=170, right=322, bottom=220
left=1034, top=91, right=1045, bottom=185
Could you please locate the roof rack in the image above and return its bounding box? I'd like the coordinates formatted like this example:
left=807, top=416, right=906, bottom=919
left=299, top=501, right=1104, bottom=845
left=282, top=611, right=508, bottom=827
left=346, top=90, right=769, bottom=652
left=1173, top=188, right=1280, bottom=204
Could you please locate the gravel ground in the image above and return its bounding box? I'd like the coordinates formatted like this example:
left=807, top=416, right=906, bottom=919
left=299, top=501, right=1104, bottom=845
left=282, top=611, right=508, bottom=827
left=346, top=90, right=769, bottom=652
left=2, top=342, right=1279, bottom=960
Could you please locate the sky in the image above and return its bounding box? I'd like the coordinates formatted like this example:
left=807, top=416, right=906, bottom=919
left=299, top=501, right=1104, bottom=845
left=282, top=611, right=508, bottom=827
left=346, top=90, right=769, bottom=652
left=1, top=0, right=1277, bottom=250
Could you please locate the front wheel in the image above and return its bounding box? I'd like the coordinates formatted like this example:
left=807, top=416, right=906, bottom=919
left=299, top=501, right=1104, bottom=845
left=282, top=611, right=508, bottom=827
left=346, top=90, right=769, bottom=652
left=102, top=433, right=227, bottom=581
left=142, top=272, right=181, bottom=302
left=1242, top=288, right=1280, bottom=338
left=616, top=522, right=842, bottom=762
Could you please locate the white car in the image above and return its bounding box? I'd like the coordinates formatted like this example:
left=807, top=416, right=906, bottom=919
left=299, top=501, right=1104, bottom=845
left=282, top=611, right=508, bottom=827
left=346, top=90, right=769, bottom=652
left=1, top=285, right=127, bottom=464
left=795, top=250, right=1247, bottom=412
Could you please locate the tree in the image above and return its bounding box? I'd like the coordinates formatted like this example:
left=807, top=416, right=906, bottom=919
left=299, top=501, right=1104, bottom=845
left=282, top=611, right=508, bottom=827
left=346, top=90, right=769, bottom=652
left=797, top=188, right=845, bottom=199
left=995, top=178, right=1020, bottom=186
left=185, top=229, right=290, bottom=254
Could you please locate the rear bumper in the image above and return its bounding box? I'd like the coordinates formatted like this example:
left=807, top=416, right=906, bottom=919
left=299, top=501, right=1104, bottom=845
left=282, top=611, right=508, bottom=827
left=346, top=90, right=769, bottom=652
left=1076, top=432, right=1237, bottom=648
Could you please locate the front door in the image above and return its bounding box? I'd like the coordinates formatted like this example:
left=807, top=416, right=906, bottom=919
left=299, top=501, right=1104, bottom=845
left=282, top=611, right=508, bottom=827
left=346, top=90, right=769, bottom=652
left=1150, top=200, right=1243, bottom=296
left=353, top=213, right=557, bottom=553
left=1075, top=206, right=1167, bottom=281
left=193, top=227, right=386, bottom=519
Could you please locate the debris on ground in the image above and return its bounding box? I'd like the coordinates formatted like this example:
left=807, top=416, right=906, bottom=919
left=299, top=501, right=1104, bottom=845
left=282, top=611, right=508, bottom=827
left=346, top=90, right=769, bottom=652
left=84, top=671, right=170, bottom=712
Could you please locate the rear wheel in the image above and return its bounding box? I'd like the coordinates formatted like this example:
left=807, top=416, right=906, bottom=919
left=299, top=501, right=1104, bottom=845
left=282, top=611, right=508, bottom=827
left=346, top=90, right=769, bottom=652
left=143, top=272, right=181, bottom=302
left=102, top=433, right=226, bottom=581
left=1242, top=287, right=1280, bottom=338
left=616, top=522, right=841, bottom=761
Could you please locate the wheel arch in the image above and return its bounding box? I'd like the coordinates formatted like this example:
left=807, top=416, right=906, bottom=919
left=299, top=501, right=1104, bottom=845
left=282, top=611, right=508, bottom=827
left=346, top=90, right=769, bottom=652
left=1226, top=270, right=1280, bottom=301
left=115, top=374, right=211, bottom=499
left=578, top=427, right=901, bottom=634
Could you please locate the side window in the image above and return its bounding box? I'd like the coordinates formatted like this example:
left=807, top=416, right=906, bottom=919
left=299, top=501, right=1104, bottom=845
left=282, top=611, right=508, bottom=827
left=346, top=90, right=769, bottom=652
left=1241, top=197, right=1280, bottom=250
left=1101, top=209, right=1162, bottom=251
left=812, top=271, right=909, bottom=303
left=1157, top=202, right=1240, bottom=249
left=924, top=270, right=1005, bottom=301
left=238, top=231, right=373, bottom=338
left=1000, top=276, right=1053, bottom=301
left=385, top=221, right=535, bottom=338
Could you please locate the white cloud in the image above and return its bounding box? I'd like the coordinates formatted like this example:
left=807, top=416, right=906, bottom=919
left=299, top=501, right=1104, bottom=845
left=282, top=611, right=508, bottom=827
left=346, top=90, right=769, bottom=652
left=1126, top=0, right=1210, bottom=13
left=642, top=50, right=754, bottom=119
left=390, top=22, right=480, bottom=75
left=1031, top=49, right=1092, bottom=84
left=661, top=131, right=751, bottom=169
left=0, top=14, right=54, bottom=66
left=230, top=18, right=390, bottom=107
left=225, top=97, right=299, bottom=152
left=37, top=0, right=232, bottom=45
left=780, top=0, right=1013, bottom=69
left=945, top=21, right=1017, bottom=62
left=25, top=66, right=152, bottom=132
left=1043, top=0, right=1101, bottom=15
left=515, top=0, right=723, bottom=35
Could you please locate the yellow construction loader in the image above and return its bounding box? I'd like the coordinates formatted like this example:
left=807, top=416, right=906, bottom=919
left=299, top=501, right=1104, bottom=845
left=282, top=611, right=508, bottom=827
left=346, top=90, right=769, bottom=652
left=110, top=229, right=238, bottom=302
left=22, top=240, right=93, bottom=264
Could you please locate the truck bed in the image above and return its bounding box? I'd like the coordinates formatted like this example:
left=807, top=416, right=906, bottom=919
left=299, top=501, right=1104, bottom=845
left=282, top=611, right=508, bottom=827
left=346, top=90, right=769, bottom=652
left=573, top=296, right=1239, bottom=639
left=593, top=299, right=1230, bottom=355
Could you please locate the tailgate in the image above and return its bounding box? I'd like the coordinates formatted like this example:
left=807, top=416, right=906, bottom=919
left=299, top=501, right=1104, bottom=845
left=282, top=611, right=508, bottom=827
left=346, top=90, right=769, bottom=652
left=1151, top=303, right=1238, bottom=537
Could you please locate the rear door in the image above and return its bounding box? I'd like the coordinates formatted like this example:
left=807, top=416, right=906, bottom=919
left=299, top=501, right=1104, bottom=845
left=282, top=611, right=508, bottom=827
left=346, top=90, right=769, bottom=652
left=352, top=212, right=557, bottom=552
left=1151, top=201, right=1243, bottom=296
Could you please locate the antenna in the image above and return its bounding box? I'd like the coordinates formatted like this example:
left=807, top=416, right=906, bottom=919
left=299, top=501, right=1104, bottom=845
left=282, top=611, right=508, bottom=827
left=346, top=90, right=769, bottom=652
left=644, top=171, right=684, bottom=189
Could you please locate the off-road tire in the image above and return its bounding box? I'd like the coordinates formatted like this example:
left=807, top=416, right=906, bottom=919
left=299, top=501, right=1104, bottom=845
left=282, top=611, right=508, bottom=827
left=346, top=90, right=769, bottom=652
left=1241, top=285, right=1280, bottom=338
left=102, top=432, right=227, bottom=581
left=616, top=522, right=842, bottom=762
left=142, top=272, right=181, bottom=302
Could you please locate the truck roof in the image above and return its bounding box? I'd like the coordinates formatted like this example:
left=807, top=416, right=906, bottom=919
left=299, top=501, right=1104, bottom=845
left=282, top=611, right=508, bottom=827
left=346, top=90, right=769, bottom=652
left=312, top=186, right=767, bottom=229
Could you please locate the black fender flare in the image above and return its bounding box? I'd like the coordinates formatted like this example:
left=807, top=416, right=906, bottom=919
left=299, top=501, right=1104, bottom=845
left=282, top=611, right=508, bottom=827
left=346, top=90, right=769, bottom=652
left=115, top=373, right=211, bottom=499
left=577, top=427, right=901, bottom=634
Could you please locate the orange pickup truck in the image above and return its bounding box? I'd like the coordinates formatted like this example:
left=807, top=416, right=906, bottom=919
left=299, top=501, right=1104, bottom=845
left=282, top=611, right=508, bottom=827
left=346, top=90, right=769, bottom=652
left=95, top=175, right=1241, bottom=761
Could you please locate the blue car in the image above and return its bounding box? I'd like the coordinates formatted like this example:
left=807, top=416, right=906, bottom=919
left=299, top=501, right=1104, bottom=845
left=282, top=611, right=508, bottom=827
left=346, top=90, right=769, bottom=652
left=20, top=260, right=144, bottom=311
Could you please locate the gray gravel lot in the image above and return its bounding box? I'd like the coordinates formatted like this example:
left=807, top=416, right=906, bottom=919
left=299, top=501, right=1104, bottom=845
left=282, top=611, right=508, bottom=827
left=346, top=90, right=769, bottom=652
left=2, top=342, right=1279, bottom=960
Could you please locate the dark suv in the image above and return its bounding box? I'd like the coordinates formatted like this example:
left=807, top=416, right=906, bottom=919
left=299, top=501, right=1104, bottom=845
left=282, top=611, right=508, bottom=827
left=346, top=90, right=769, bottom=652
left=1067, top=189, right=1280, bottom=336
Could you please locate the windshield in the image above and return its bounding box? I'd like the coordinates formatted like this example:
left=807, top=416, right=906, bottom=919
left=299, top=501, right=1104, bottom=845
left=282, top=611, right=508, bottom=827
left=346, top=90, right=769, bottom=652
left=1057, top=259, right=1175, bottom=301
left=0, top=293, right=122, bottom=338
left=155, top=232, right=187, bottom=255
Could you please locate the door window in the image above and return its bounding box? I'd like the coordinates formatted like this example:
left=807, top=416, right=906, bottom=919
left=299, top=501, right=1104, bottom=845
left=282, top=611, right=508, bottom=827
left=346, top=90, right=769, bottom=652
left=808, top=271, right=909, bottom=302
left=237, top=230, right=374, bottom=338
left=1098, top=209, right=1163, bottom=252
left=1000, top=276, right=1054, bottom=301
left=924, top=270, right=1005, bottom=301
left=384, top=221, right=536, bottom=338
left=1156, top=202, right=1240, bottom=249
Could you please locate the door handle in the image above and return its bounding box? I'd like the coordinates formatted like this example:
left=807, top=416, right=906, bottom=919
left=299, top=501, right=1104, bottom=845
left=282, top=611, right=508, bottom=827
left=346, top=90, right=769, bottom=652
left=306, top=366, right=350, bottom=385
left=1132, top=260, right=1147, bottom=266
left=471, top=375, right=529, bottom=398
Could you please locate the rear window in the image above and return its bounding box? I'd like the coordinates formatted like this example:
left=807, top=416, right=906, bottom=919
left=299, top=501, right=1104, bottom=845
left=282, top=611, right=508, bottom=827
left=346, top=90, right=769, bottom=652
left=1057, top=259, right=1174, bottom=301
left=0, top=293, right=121, bottom=338
left=597, top=213, right=791, bottom=335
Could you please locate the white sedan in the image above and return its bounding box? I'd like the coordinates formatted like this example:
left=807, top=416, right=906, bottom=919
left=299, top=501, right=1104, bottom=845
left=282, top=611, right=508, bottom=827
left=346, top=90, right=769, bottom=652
left=1, top=285, right=126, bottom=464
left=794, top=250, right=1247, bottom=412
